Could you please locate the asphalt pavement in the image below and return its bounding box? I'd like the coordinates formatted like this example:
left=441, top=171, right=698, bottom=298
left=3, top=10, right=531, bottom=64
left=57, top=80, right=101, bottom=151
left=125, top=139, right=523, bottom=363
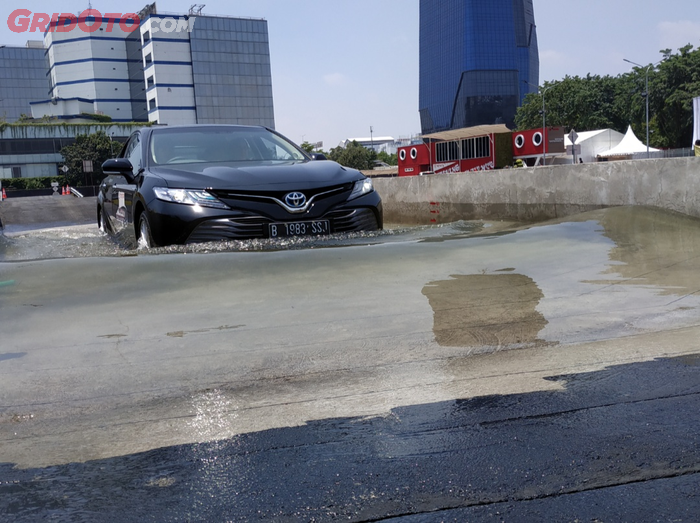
left=1, top=203, right=699, bottom=521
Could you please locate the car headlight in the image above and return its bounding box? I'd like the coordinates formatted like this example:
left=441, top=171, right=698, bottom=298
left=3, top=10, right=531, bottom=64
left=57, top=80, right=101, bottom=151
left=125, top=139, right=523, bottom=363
left=348, top=178, right=374, bottom=201
left=153, top=188, right=230, bottom=209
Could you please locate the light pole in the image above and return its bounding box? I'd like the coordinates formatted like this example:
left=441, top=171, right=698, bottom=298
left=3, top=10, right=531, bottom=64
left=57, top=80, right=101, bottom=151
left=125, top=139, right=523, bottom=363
left=540, top=87, right=550, bottom=165
left=623, top=58, right=658, bottom=158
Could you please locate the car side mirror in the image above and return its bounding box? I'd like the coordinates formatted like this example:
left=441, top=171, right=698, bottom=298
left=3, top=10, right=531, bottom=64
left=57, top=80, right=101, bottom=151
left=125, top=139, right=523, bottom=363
left=102, top=158, right=136, bottom=183
left=310, top=153, right=328, bottom=161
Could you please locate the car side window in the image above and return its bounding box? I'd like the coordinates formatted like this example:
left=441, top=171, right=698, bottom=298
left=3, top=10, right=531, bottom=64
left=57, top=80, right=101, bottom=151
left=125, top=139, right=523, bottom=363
left=125, top=134, right=142, bottom=172
left=120, top=135, right=135, bottom=159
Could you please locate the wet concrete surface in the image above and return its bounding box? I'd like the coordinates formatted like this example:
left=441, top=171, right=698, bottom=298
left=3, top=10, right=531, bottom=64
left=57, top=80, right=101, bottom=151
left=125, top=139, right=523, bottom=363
left=1, top=205, right=700, bottom=520
left=2, top=355, right=699, bottom=522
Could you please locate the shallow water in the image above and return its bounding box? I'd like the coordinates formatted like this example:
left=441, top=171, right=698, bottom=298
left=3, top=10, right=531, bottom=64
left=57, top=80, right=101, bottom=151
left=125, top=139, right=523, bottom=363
left=0, top=220, right=494, bottom=262
left=2, top=205, right=700, bottom=472
left=3, top=206, right=700, bottom=521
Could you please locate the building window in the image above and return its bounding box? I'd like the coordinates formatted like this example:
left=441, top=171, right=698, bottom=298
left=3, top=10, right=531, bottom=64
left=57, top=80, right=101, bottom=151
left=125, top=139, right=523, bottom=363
left=436, top=141, right=459, bottom=162
left=145, top=53, right=152, bottom=66
left=11, top=166, right=22, bottom=178
left=142, top=30, right=151, bottom=44
left=461, top=136, right=491, bottom=160
left=149, top=98, right=157, bottom=110
left=147, top=76, right=154, bottom=88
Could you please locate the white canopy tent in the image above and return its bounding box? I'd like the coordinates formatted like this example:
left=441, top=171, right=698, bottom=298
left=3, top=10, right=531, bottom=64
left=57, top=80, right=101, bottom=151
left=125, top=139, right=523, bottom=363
left=563, top=129, right=624, bottom=163
left=597, top=125, right=659, bottom=159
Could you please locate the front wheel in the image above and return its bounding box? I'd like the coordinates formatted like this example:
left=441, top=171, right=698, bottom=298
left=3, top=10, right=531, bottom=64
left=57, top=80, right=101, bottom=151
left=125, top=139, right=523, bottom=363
left=97, top=205, right=106, bottom=233
left=138, top=213, right=157, bottom=249
left=97, top=205, right=111, bottom=234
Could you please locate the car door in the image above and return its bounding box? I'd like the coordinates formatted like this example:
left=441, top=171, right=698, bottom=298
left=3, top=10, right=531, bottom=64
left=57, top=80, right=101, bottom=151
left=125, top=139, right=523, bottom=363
left=101, top=141, right=127, bottom=232
left=110, top=132, right=142, bottom=239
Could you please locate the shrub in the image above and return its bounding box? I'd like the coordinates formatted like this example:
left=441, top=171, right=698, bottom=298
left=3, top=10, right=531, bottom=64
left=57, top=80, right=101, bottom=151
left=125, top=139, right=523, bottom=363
left=1, top=176, right=67, bottom=190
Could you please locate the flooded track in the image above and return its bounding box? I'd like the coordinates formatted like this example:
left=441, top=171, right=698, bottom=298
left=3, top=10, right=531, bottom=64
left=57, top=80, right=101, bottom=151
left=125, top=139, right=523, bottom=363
left=1, top=206, right=700, bottom=521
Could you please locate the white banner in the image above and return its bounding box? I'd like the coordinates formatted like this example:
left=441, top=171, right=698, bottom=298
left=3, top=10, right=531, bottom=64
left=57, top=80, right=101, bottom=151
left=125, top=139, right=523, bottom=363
left=694, top=96, right=700, bottom=147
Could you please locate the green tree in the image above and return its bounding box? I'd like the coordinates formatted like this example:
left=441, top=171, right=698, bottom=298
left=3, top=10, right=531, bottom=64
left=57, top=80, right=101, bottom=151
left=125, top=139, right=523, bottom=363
left=299, top=141, right=315, bottom=154
left=515, top=46, right=700, bottom=150
left=649, top=44, right=700, bottom=148
left=516, top=75, right=629, bottom=133
left=327, top=140, right=377, bottom=170
left=376, top=150, right=398, bottom=166
left=60, top=131, right=116, bottom=186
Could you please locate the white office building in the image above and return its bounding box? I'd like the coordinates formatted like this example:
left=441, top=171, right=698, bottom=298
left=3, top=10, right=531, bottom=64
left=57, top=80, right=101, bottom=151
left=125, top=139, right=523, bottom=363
left=29, top=3, right=275, bottom=128
left=0, top=4, right=276, bottom=179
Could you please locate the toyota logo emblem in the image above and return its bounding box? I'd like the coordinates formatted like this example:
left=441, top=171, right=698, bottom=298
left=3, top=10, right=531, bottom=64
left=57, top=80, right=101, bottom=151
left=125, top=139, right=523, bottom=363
left=285, top=192, right=306, bottom=208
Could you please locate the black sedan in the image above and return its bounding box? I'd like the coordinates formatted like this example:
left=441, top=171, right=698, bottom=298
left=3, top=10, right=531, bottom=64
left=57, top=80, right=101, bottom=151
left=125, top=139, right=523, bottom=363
left=98, top=125, right=383, bottom=247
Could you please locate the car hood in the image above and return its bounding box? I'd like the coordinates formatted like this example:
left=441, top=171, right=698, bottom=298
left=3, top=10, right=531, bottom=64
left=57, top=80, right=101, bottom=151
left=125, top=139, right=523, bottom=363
left=149, top=160, right=363, bottom=191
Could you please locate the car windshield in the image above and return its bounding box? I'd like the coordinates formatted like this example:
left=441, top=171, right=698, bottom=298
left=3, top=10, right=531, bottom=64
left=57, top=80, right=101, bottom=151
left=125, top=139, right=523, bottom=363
left=149, top=127, right=308, bottom=166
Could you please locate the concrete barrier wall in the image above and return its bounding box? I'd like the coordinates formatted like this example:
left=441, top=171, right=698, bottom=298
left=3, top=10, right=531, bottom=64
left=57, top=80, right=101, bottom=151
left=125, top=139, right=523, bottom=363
left=374, top=157, right=700, bottom=224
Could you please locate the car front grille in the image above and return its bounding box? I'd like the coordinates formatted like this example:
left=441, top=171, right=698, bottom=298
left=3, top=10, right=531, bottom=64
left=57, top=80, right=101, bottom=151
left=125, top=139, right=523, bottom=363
left=186, top=207, right=379, bottom=243
left=211, top=183, right=353, bottom=207
left=186, top=215, right=271, bottom=243
left=324, top=208, right=379, bottom=233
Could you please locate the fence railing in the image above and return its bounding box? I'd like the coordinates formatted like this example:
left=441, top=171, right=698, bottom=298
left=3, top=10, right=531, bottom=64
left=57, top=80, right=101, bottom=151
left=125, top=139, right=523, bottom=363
left=631, top=148, right=694, bottom=160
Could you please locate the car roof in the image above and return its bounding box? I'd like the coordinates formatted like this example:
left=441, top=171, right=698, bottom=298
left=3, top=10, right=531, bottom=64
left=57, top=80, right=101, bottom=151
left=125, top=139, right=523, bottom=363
left=147, top=124, right=267, bottom=132
left=134, top=124, right=272, bottom=143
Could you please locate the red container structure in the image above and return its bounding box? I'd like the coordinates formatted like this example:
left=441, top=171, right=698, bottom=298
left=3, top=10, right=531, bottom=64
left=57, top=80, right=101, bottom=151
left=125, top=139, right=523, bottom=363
left=397, top=143, right=431, bottom=176
left=397, top=124, right=514, bottom=176
left=397, top=125, right=567, bottom=176
left=512, top=127, right=565, bottom=164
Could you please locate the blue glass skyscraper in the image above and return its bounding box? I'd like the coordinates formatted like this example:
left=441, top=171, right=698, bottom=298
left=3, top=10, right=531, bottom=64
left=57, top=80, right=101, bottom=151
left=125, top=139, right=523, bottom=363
left=419, top=0, right=539, bottom=134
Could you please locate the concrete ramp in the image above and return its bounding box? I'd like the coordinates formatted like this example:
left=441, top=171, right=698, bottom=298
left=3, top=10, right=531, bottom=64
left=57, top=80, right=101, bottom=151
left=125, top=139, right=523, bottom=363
left=0, top=195, right=96, bottom=233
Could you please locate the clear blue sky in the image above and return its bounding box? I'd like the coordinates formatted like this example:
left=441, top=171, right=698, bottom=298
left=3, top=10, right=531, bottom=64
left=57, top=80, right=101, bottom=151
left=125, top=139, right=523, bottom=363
left=2, top=1, right=699, bottom=148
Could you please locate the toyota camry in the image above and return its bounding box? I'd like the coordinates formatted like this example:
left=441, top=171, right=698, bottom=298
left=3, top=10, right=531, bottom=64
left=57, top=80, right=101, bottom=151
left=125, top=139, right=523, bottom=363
left=98, top=125, right=383, bottom=247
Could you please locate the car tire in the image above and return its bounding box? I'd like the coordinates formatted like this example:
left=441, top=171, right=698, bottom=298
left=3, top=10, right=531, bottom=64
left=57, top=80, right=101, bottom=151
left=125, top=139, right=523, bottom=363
left=97, top=206, right=110, bottom=234
left=138, top=212, right=156, bottom=249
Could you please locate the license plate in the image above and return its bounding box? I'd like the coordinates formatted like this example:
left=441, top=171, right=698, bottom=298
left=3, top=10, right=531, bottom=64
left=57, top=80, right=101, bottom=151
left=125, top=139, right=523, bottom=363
left=269, top=220, right=330, bottom=238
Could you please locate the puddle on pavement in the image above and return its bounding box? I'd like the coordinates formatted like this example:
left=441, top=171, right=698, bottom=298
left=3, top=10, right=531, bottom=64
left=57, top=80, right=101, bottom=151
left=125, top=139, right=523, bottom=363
left=0, top=220, right=506, bottom=262
left=422, top=273, right=549, bottom=348
left=585, top=207, right=700, bottom=297
left=3, top=206, right=700, bottom=352
left=0, top=353, right=26, bottom=362
left=3, top=205, right=700, bottom=474
left=0, top=225, right=124, bottom=261
left=420, top=206, right=700, bottom=350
